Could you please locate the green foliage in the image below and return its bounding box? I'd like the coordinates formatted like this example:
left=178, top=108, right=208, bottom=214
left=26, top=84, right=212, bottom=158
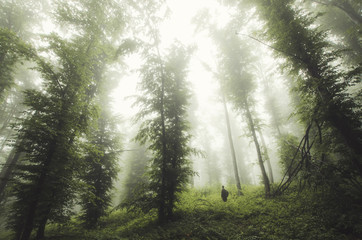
left=304, top=0, right=362, bottom=64
left=277, top=133, right=302, bottom=178
left=212, top=24, right=256, bottom=108
left=41, top=185, right=361, bottom=240
left=79, top=110, right=121, bottom=229
left=8, top=34, right=100, bottom=238
left=121, top=145, right=150, bottom=210
left=245, top=0, right=362, bottom=193
left=7, top=0, right=129, bottom=238
left=212, top=21, right=271, bottom=196
left=0, top=27, right=34, bottom=100
left=134, top=42, right=195, bottom=221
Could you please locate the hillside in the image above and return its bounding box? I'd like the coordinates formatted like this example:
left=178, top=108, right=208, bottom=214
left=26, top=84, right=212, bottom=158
left=2, top=185, right=359, bottom=240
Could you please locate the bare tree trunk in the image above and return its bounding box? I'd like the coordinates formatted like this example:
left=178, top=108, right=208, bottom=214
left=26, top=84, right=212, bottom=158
left=222, top=94, right=243, bottom=196
left=245, top=100, right=270, bottom=197
left=258, top=130, right=274, bottom=183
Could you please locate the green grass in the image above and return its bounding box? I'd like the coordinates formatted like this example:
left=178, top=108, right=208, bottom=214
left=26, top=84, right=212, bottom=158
left=1, top=185, right=361, bottom=240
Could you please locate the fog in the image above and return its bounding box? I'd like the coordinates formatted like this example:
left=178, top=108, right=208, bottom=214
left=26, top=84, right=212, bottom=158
left=0, top=0, right=360, bottom=238
left=108, top=0, right=294, bottom=192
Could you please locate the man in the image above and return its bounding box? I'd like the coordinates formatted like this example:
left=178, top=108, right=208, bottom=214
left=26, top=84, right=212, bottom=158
left=221, top=185, right=229, bottom=202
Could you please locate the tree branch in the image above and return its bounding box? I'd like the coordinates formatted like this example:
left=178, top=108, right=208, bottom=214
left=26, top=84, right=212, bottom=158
left=236, top=33, right=306, bottom=63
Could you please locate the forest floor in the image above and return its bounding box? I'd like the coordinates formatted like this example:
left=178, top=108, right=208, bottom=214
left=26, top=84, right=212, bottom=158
left=1, top=185, right=361, bottom=240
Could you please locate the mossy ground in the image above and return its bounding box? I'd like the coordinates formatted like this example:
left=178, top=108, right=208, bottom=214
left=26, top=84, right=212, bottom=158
left=1, top=185, right=361, bottom=240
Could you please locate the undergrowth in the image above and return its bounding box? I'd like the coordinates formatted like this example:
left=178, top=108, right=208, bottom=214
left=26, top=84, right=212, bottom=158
left=1, top=184, right=361, bottom=240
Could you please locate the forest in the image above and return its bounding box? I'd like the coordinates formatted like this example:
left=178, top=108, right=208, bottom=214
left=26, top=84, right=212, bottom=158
left=0, top=0, right=361, bottom=239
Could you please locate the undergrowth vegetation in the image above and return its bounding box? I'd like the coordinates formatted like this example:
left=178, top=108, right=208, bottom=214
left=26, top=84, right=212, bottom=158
left=1, top=185, right=360, bottom=240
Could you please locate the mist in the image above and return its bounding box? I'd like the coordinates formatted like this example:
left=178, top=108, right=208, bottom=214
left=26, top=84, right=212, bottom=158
left=0, top=0, right=361, bottom=239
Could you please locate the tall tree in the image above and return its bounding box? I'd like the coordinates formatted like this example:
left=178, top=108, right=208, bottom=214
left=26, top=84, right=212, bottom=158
left=135, top=42, right=195, bottom=222
left=222, top=94, right=243, bottom=195
left=0, top=1, right=44, bottom=199
left=79, top=109, right=121, bottom=229
left=201, top=62, right=244, bottom=193
left=212, top=24, right=271, bottom=197
left=258, top=130, right=274, bottom=184
left=236, top=0, right=362, bottom=191
left=8, top=0, right=129, bottom=238
left=303, top=0, right=362, bottom=65
left=122, top=144, right=150, bottom=208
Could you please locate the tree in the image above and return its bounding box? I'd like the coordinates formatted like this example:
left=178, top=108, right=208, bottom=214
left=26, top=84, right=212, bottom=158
left=0, top=0, right=43, bottom=101
left=249, top=0, right=362, bottom=183
left=121, top=144, right=151, bottom=211
left=278, top=134, right=302, bottom=179
left=8, top=0, right=129, bottom=238
left=79, top=110, right=121, bottom=229
left=222, top=94, right=243, bottom=195
left=135, top=42, right=195, bottom=222
left=200, top=62, right=244, bottom=194
left=303, top=0, right=362, bottom=64
left=212, top=23, right=271, bottom=197
left=0, top=1, right=44, bottom=201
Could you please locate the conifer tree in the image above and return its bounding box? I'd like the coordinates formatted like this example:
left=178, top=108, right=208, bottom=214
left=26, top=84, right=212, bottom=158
left=80, top=109, right=121, bottom=229
left=8, top=0, right=129, bottom=238
left=135, top=42, right=195, bottom=222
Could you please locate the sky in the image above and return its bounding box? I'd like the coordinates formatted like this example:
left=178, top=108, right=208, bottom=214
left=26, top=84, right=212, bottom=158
left=109, top=0, right=237, bottom=184
left=111, top=0, right=230, bottom=128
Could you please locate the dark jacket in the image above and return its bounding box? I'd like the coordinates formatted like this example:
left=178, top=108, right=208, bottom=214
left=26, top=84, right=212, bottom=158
left=221, top=188, right=229, bottom=202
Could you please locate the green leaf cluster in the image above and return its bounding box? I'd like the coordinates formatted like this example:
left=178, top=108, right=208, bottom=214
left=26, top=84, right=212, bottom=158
left=134, top=42, right=196, bottom=222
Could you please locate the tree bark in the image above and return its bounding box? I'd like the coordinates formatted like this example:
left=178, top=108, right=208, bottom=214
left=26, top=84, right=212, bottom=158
left=258, top=130, right=274, bottom=183
left=222, top=94, right=243, bottom=196
left=244, top=99, right=270, bottom=197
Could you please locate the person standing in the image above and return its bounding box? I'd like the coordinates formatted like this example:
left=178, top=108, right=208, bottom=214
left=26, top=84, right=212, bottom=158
left=221, top=185, right=229, bottom=202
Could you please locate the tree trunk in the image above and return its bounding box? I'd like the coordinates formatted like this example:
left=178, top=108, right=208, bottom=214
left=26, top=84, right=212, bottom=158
left=222, top=94, right=243, bottom=196
left=0, top=141, right=24, bottom=199
left=158, top=50, right=167, bottom=224
left=35, top=215, right=47, bottom=240
left=0, top=130, right=12, bottom=153
left=245, top=100, right=270, bottom=197
left=258, top=130, right=274, bottom=183
left=18, top=144, right=55, bottom=240
left=307, top=67, right=362, bottom=175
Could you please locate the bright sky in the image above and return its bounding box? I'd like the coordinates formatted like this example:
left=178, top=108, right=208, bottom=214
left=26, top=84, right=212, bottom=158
left=111, top=0, right=231, bottom=131
left=110, top=0, right=283, bottom=185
